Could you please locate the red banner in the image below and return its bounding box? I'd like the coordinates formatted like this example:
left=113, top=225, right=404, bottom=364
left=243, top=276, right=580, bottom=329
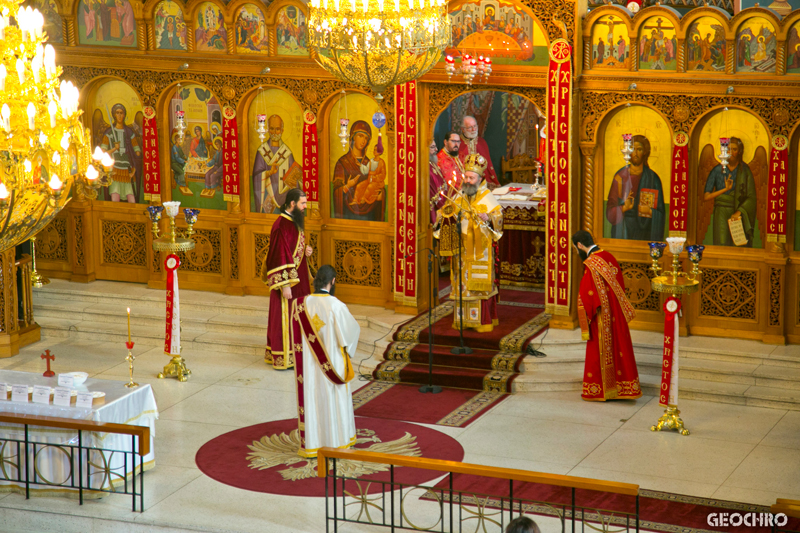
left=659, top=297, right=681, bottom=407
left=222, top=105, right=239, bottom=203
left=767, top=135, right=789, bottom=243
left=395, top=82, right=417, bottom=303
left=669, top=132, right=688, bottom=238
left=302, top=109, right=319, bottom=205
left=545, top=39, right=572, bottom=316
left=142, top=106, right=161, bottom=202
left=164, top=254, right=181, bottom=355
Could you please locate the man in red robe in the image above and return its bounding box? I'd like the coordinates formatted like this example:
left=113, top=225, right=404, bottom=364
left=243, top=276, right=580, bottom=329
left=262, top=188, right=313, bottom=370
left=459, top=116, right=500, bottom=189
left=437, top=131, right=465, bottom=190
left=572, top=230, right=642, bottom=401
left=429, top=140, right=447, bottom=225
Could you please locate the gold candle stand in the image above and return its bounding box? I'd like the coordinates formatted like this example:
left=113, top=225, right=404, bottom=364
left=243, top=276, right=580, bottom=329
left=124, top=341, right=139, bottom=388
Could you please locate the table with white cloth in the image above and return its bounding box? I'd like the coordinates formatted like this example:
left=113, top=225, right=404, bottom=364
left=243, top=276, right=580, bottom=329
left=493, top=183, right=546, bottom=288
left=0, top=369, right=158, bottom=496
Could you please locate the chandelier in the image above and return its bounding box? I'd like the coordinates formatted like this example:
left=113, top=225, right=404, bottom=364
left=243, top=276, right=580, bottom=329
left=307, top=0, right=451, bottom=100
left=0, top=0, right=97, bottom=253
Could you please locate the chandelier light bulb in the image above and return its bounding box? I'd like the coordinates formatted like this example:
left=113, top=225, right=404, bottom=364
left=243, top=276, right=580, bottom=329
left=52, top=151, right=60, bottom=164
left=26, top=102, right=36, bottom=130
left=32, top=10, right=43, bottom=39
left=85, top=164, right=99, bottom=181
left=16, top=58, right=25, bottom=84
left=24, top=159, right=31, bottom=173
left=0, top=183, right=7, bottom=200
left=101, top=153, right=114, bottom=170
left=60, top=132, right=70, bottom=151
left=44, top=45, right=56, bottom=77
left=38, top=132, right=47, bottom=146
left=92, top=146, right=104, bottom=161
left=48, top=173, right=62, bottom=191
left=48, top=100, right=57, bottom=127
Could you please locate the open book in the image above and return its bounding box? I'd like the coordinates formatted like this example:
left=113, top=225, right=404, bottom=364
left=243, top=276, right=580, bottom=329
left=727, top=217, right=748, bottom=246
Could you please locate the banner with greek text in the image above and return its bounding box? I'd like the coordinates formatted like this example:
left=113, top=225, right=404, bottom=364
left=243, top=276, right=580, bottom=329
left=669, top=132, right=688, bottom=238
left=545, top=39, right=572, bottom=316
left=222, top=105, right=239, bottom=203
left=164, top=254, right=181, bottom=355
left=142, top=106, right=161, bottom=202
left=302, top=109, right=319, bottom=210
left=659, top=297, right=681, bottom=407
left=767, top=135, right=789, bottom=243
left=395, top=82, right=417, bottom=303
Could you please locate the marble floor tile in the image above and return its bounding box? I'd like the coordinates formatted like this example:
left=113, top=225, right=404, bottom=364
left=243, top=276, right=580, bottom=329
left=158, top=384, right=297, bottom=427
left=154, top=419, right=240, bottom=469
left=458, top=414, right=617, bottom=467
left=760, top=411, right=800, bottom=450
left=721, top=445, right=800, bottom=496
left=501, top=391, right=653, bottom=429
left=566, top=466, right=719, bottom=498
left=621, top=397, right=787, bottom=444
left=576, top=429, right=755, bottom=486
left=216, top=360, right=301, bottom=393
left=711, top=485, right=800, bottom=507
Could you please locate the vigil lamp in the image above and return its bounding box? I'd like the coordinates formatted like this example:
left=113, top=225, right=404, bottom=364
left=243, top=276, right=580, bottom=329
left=648, top=238, right=704, bottom=296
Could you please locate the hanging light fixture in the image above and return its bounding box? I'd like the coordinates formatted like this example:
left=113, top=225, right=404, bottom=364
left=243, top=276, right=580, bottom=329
left=0, top=0, right=104, bottom=253
left=307, top=0, right=451, bottom=100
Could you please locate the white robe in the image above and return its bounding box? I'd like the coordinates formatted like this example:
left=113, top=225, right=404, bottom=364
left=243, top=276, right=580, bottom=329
left=298, top=292, right=360, bottom=457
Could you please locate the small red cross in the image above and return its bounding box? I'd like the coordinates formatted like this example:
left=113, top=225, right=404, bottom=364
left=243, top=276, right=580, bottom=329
left=41, top=350, right=55, bottom=377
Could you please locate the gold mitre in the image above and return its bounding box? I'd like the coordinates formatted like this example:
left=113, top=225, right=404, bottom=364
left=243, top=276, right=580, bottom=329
left=463, top=154, right=487, bottom=176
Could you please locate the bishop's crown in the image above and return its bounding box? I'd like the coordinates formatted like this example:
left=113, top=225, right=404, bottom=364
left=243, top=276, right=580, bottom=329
left=463, top=154, right=488, bottom=176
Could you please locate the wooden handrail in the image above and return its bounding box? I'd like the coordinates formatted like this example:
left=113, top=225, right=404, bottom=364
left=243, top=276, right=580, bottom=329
left=772, top=502, right=800, bottom=519
left=316, top=448, right=639, bottom=496
left=0, top=413, right=150, bottom=456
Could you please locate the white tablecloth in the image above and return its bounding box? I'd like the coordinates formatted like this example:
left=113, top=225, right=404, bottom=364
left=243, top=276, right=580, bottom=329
left=0, top=370, right=158, bottom=495
left=492, top=182, right=545, bottom=209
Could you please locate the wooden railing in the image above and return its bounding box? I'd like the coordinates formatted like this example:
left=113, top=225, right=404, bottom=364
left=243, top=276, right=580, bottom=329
left=0, top=413, right=150, bottom=511
left=317, top=448, right=639, bottom=533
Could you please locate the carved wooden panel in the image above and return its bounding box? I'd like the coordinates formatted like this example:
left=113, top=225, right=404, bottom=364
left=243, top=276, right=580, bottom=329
left=152, top=250, right=161, bottom=273
left=36, top=218, right=68, bottom=263
left=254, top=232, right=271, bottom=279
left=620, top=262, right=660, bottom=312
left=230, top=227, right=239, bottom=280
left=177, top=229, right=222, bottom=274
left=73, top=215, right=85, bottom=267
left=101, top=220, right=147, bottom=267
left=308, top=232, right=319, bottom=278
left=700, top=268, right=757, bottom=321
left=770, top=267, right=781, bottom=327
left=334, top=240, right=382, bottom=287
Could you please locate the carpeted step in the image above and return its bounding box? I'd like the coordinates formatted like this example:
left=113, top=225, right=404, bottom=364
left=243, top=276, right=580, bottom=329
left=384, top=341, right=525, bottom=372
left=372, top=360, right=517, bottom=392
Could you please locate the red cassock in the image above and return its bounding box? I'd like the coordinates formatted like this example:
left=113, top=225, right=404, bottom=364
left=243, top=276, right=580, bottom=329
left=437, top=149, right=465, bottom=190
left=458, top=137, right=500, bottom=187
left=577, top=249, right=642, bottom=401
left=261, top=214, right=311, bottom=370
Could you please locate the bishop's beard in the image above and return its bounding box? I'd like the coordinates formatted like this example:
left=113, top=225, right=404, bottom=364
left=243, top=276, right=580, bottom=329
left=289, top=207, right=305, bottom=232
left=461, top=183, right=478, bottom=197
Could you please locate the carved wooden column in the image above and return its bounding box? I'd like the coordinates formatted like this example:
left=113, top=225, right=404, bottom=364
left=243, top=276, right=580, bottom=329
left=583, top=38, right=591, bottom=71
left=676, top=39, right=685, bottom=73
left=63, top=15, right=77, bottom=46
left=630, top=37, right=638, bottom=72
left=0, top=248, right=20, bottom=357
left=726, top=39, right=735, bottom=74
left=146, top=20, right=156, bottom=51
left=580, top=145, right=595, bottom=232
left=67, top=200, right=97, bottom=283
left=226, top=22, right=235, bottom=54
left=187, top=23, right=195, bottom=52
left=764, top=242, right=787, bottom=344
left=136, top=18, right=147, bottom=50
left=776, top=41, right=786, bottom=76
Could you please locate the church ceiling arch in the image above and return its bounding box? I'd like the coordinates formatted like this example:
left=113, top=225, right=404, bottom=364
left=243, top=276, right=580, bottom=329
left=630, top=5, right=682, bottom=35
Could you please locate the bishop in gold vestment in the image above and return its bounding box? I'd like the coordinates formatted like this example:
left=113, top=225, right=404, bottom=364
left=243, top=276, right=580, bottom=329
left=434, top=154, right=503, bottom=332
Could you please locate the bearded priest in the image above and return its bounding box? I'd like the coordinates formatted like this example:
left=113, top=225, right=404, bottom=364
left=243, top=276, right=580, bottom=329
left=261, top=188, right=313, bottom=370
left=292, top=265, right=359, bottom=458
left=572, top=230, right=642, bottom=401
left=434, top=154, right=503, bottom=332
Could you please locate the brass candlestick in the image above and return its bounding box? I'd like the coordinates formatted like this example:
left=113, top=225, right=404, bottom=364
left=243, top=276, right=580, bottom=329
left=124, top=341, right=139, bottom=388
left=30, top=235, right=50, bottom=288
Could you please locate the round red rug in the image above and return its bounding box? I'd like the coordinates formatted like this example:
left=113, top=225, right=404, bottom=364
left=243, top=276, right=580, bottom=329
left=195, top=416, right=464, bottom=497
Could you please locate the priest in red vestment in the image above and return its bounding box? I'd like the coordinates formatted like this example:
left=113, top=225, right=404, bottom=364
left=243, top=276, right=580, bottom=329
left=459, top=116, right=500, bottom=189
left=261, top=188, right=313, bottom=370
left=572, top=230, right=642, bottom=401
left=429, top=140, right=447, bottom=224
left=437, top=131, right=466, bottom=190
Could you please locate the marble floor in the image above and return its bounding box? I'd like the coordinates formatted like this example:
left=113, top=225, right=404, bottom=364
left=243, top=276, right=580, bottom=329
left=0, top=334, right=798, bottom=532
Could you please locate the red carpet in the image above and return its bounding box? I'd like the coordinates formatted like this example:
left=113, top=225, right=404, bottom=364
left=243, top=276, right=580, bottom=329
left=195, top=417, right=463, bottom=497
left=353, top=382, right=510, bottom=427
left=372, top=301, right=549, bottom=392
left=420, top=474, right=800, bottom=533
left=498, top=287, right=545, bottom=308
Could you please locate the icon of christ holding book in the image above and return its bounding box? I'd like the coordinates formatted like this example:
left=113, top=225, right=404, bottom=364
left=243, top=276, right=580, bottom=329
left=606, top=134, right=666, bottom=241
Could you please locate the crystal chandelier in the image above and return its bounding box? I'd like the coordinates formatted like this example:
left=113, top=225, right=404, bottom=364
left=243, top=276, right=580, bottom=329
left=307, top=0, right=451, bottom=100
left=444, top=53, right=492, bottom=85
left=0, top=0, right=97, bottom=252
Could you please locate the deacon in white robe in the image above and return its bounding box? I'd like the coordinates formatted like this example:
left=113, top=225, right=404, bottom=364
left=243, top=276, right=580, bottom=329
left=291, top=265, right=360, bottom=458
